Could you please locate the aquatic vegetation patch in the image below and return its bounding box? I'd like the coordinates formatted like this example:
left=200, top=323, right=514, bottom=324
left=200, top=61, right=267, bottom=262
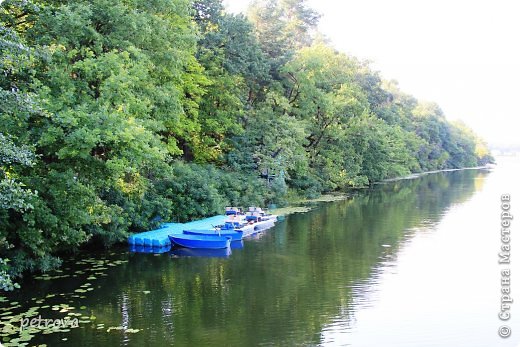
left=106, top=326, right=141, bottom=334
left=272, top=206, right=313, bottom=216
left=0, top=255, right=133, bottom=345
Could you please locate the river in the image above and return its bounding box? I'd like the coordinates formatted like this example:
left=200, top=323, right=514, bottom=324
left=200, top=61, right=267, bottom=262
left=1, top=157, right=519, bottom=346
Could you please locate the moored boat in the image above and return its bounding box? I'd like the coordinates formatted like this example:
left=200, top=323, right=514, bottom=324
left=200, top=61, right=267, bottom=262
left=183, top=228, right=243, bottom=241
left=252, top=218, right=275, bottom=231
left=246, top=207, right=278, bottom=222
left=168, top=234, right=232, bottom=249
left=214, top=220, right=256, bottom=237
left=225, top=206, right=242, bottom=216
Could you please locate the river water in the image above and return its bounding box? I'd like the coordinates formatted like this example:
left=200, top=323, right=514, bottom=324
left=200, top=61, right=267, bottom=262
left=2, top=157, right=519, bottom=346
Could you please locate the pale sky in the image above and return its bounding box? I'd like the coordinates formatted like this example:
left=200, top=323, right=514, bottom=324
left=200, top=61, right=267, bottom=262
left=224, top=0, right=520, bottom=147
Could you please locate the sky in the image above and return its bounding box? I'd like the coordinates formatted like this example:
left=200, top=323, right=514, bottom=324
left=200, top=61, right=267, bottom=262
left=223, top=0, right=520, bottom=147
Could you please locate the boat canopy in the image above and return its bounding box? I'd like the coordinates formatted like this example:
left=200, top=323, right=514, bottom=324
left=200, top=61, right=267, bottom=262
left=225, top=207, right=242, bottom=215
left=248, top=207, right=264, bottom=213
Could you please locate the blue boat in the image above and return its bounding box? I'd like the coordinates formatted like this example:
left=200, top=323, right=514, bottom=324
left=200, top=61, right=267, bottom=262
left=168, top=234, right=231, bottom=249
left=225, top=206, right=242, bottom=216
left=183, top=228, right=243, bottom=241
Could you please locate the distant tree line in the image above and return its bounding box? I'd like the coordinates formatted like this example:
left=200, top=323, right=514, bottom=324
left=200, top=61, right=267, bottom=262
left=0, top=0, right=493, bottom=289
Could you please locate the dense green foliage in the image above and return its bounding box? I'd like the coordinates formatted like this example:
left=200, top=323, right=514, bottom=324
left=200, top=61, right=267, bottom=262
left=0, top=0, right=493, bottom=287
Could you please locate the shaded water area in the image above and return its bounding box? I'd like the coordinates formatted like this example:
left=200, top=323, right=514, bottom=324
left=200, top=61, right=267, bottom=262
left=2, top=159, right=519, bottom=346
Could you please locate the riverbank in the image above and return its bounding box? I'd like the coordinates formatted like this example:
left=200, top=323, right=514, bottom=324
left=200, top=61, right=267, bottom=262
left=271, top=193, right=350, bottom=216
left=271, top=166, right=493, bottom=217
left=377, top=165, right=491, bottom=183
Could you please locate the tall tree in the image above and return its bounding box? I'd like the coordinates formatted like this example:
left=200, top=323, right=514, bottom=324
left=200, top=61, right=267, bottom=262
left=193, top=0, right=269, bottom=162
left=248, top=0, right=320, bottom=74
left=0, top=0, right=200, bottom=277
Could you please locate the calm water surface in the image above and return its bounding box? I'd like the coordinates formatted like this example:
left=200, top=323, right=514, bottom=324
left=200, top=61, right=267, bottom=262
left=4, top=157, right=520, bottom=346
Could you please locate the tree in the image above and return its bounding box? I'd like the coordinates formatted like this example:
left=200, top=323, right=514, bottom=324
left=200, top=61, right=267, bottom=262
left=0, top=0, right=198, bottom=279
left=283, top=44, right=367, bottom=158
left=0, top=25, right=40, bottom=287
left=248, top=0, right=320, bottom=74
left=193, top=1, right=269, bottom=162
left=0, top=0, right=494, bottom=289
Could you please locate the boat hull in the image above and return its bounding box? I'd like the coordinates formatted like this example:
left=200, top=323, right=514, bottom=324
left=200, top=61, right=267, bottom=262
left=183, top=229, right=243, bottom=241
left=237, top=223, right=255, bottom=237
left=253, top=219, right=275, bottom=231
left=168, top=234, right=231, bottom=249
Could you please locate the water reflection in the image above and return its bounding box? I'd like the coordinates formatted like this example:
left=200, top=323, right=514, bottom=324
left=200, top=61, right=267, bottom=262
left=230, top=240, right=244, bottom=250
left=320, top=162, right=519, bottom=347
left=170, top=247, right=233, bottom=258
left=19, top=167, right=506, bottom=347
left=129, top=244, right=171, bottom=254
